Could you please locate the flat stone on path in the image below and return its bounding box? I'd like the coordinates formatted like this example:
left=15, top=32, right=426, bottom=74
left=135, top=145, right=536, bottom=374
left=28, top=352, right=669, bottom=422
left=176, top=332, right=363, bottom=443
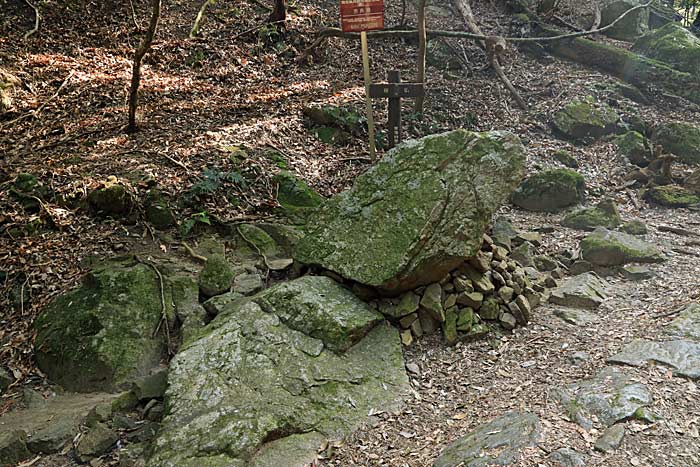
left=594, top=424, right=625, bottom=453
left=553, top=307, right=598, bottom=326
left=433, top=411, right=540, bottom=467
left=580, top=228, right=665, bottom=266
left=608, top=339, right=700, bottom=379
left=547, top=447, right=587, bottom=467
left=666, top=303, right=700, bottom=342
left=554, top=367, right=652, bottom=429
left=549, top=272, right=609, bottom=309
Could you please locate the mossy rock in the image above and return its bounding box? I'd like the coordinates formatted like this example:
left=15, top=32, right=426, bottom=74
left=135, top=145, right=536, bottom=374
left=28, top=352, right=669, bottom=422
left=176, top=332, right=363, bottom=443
left=654, top=122, right=700, bottom=165
left=144, top=190, right=175, bottom=230
left=552, top=150, right=579, bottom=168
left=580, top=228, right=665, bottom=266
left=198, top=254, right=235, bottom=297
left=87, top=180, right=135, bottom=216
left=620, top=220, right=648, bottom=235
left=302, top=105, right=366, bottom=135
left=273, top=171, right=324, bottom=224
left=600, top=0, right=650, bottom=41
left=294, top=129, right=526, bottom=294
left=616, top=131, right=651, bottom=166
left=149, top=277, right=407, bottom=467
left=643, top=185, right=700, bottom=207
left=551, top=96, right=620, bottom=141
left=562, top=199, right=621, bottom=231
left=511, top=168, right=585, bottom=212
left=633, top=22, right=700, bottom=76
left=311, top=126, right=351, bottom=146
left=33, top=259, right=169, bottom=392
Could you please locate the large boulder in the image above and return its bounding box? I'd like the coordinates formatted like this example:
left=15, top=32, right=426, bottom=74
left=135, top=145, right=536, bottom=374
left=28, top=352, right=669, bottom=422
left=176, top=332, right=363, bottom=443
left=633, top=22, right=700, bottom=76
left=654, top=121, right=700, bottom=165
left=294, top=130, right=526, bottom=295
left=34, top=257, right=203, bottom=392
left=580, top=228, right=665, bottom=266
left=551, top=97, right=620, bottom=141
left=511, top=168, right=585, bottom=212
left=150, top=276, right=408, bottom=467
left=601, top=0, right=650, bottom=41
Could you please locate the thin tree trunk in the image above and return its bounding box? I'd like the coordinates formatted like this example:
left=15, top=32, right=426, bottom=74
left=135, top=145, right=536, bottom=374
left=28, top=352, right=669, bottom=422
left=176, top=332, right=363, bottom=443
left=269, top=0, right=286, bottom=23
left=127, top=0, right=161, bottom=133
left=453, top=0, right=527, bottom=110
left=415, top=0, right=427, bottom=114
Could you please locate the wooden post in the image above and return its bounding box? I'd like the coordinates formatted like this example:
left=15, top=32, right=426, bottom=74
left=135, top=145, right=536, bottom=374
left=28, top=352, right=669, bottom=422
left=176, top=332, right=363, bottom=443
left=387, top=70, right=401, bottom=148
left=369, top=71, right=424, bottom=149
left=360, top=31, right=376, bottom=160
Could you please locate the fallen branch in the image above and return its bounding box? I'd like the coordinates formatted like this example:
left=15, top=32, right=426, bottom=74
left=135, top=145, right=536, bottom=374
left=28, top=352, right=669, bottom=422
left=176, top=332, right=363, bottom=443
left=22, top=0, right=40, bottom=39
left=190, top=0, right=216, bottom=38
left=180, top=241, right=208, bottom=263
left=162, top=153, right=190, bottom=172
left=236, top=224, right=272, bottom=271
left=137, top=256, right=172, bottom=354
left=129, top=0, right=142, bottom=31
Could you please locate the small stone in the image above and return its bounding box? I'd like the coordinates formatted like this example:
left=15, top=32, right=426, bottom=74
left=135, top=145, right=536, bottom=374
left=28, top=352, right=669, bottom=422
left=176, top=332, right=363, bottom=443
left=550, top=268, right=564, bottom=279
left=581, top=228, right=665, bottom=266
left=144, top=401, right=165, bottom=421
left=620, top=220, right=648, bottom=235
left=0, top=430, right=30, bottom=466
left=442, top=308, right=459, bottom=346
left=400, top=330, right=414, bottom=346
left=442, top=282, right=454, bottom=292
left=233, top=272, right=263, bottom=295
left=468, top=250, right=492, bottom=272
left=569, top=260, right=594, bottom=275
left=418, top=309, right=439, bottom=335
left=459, top=264, right=495, bottom=294
left=524, top=290, right=541, bottom=308
left=492, top=217, right=518, bottom=251
left=554, top=308, right=598, bottom=326
left=569, top=351, right=590, bottom=364
left=399, top=313, right=418, bottom=329
left=491, top=270, right=506, bottom=287
left=0, top=368, right=13, bottom=393
left=406, top=363, right=421, bottom=376
left=453, top=276, right=473, bottom=293
left=492, top=245, right=509, bottom=262
left=420, top=283, right=445, bottom=322
left=553, top=150, right=580, bottom=169
left=77, top=423, right=118, bottom=462
left=594, top=424, right=625, bottom=453
left=500, top=312, right=517, bottom=330
left=457, top=291, right=484, bottom=309
left=410, top=318, right=424, bottom=338
left=549, top=272, right=608, bottom=309
left=515, top=295, right=532, bottom=324
left=545, top=275, right=559, bottom=288
left=548, top=447, right=587, bottom=467
left=199, top=254, right=235, bottom=298
left=380, top=292, right=421, bottom=319
left=534, top=255, right=558, bottom=272
left=456, top=308, right=475, bottom=331
left=621, top=265, right=654, bottom=281
left=482, top=233, right=494, bottom=246
left=478, top=297, right=500, bottom=320
left=510, top=242, right=535, bottom=268
left=515, top=231, right=542, bottom=247
left=443, top=294, right=457, bottom=309
left=497, top=286, right=515, bottom=303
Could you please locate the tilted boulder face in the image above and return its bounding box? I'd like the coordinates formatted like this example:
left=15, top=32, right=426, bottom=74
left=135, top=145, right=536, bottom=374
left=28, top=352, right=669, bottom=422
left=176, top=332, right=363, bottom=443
left=654, top=121, right=700, bottom=165
left=34, top=259, right=168, bottom=392
left=294, top=129, right=526, bottom=295
left=601, top=0, right=650, bottom=41
left=150, top=276, right=408, bottom=467
left=551, top=97, right=620, bottom=141
left=580, top=227, right=665, bottom=266
left=633, top=22, right=700, bottom=76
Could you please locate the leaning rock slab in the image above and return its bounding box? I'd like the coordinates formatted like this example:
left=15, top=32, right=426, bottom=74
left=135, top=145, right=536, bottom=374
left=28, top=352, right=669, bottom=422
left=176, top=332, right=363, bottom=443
left=433, top=411, right=540, bottom=467
left=549, top=272, right=608, bottom=309
left=34, top=258, right=169, bottom=392
left=555, top=366, right=652, bottom=429
left=608, top=339, right=700, bottom=379
left=580, top=228, right=664, bottom=266
left=150, top=278, right=408, bottom=467
left=294, top=129, right=525, bottom=294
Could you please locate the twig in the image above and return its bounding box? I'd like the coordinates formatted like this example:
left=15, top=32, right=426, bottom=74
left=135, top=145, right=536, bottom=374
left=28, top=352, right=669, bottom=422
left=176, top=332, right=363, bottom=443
left=136, top=256, right=172, bottom=354
left=180, top=241, right=208, bottom=263
left=236, top=224, right=272, bottom=271
left=190, top=0, right=216, bottom=38
left=590, top=3, right=602, bottom=32
left=162, top=153, right=190, bottom=172
left=129, top=0, right=142, bottom=31
left=22, top=0, right=40, bottom=39
left=338, top=155, right=373, bottom=162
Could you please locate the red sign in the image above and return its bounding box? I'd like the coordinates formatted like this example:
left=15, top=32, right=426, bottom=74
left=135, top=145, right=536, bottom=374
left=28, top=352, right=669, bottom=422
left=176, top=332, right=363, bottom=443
left=340, top=0, right=384, bottom=33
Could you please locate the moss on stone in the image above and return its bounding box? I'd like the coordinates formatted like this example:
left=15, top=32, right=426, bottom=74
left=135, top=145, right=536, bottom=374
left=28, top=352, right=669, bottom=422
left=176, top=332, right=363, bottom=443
left=144, top=190, right=175, bottom=230
left=600, top=0, right=649, bottom=41
left=643, top=185, right=700, bottom=207
left=620, top=220, right=648, bottom=235
left=511, top=168, right=586, bottom=212
left=311, top=126, right=350, bottom=146
left=87, top=182, right=134, bottom=216
left=552, top=96, right=620, bottom=141
left=633, top=22, right=700, bottom=76
left=580, top=228, right=665, bottom=266
left=616, top=131, right=651, bottom=166
left=552, top=150, right=579, bottom=168
left=654, top=122, right=700, bottom=165
left=198, top=254, right=235, bottom=297
left=562, top=199, right=621, bottom=231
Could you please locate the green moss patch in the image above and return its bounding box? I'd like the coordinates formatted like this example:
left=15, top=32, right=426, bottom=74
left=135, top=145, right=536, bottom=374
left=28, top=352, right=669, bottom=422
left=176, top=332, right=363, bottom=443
left=643, top=185, right=700, bottom=207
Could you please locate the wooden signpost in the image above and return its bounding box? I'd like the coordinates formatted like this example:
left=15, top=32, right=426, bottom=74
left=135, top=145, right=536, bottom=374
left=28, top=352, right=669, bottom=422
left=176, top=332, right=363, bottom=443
left=370, top=70, right=424, bottom=148
left=340, top=0, right=384, bottom=160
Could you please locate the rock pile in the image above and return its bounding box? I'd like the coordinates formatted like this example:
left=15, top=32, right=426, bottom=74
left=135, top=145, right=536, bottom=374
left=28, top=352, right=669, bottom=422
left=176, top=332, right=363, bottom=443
left=369, top=230, right=550, bottom=346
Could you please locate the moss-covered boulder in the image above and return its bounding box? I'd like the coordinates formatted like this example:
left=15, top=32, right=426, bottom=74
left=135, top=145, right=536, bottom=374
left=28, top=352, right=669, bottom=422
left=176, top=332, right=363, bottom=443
left=511, top=168, right=585, bottom=212
left=273, top=171, right=324, bottom=224
left=580, top=228, right=665, bottom=266
left=616, top=131, right=651, bottom=166
left=654, top=122, right=700, bottom=165
left=149, top=277, right=407, bottom=467
left=633, top=22, right=700, bottom=76
left=562, top=199, right=621, bottom=231
left=643, top=185, right=700, bottom=207
left=294, top=129, right=526, bottom=295
left=144, top=190, right=175, bottom=230
left=33, top=259, right=169, bottom=392
left=600, top=0, right=650, bottom=41
left=311, top=126, right=350, bottom=146
left=198, top=254, right=235, bottom=297
left=87, top=179, right=135, bottom=216
left=552, top=97, right=620, bottom=141
left=620, top=219, right=648, bottom=235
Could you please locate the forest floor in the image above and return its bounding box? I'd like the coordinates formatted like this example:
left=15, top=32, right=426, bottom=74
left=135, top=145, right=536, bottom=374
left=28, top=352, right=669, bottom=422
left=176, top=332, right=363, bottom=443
left=1, top=0, right=700, bottom=466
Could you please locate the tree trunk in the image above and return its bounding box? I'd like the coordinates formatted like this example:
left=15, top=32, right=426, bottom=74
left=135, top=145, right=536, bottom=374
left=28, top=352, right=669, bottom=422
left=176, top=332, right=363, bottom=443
left=127, top=0, right=161, bottom=133
left=269, top=0, right=286, bottom=23
left=415, top=0, right=427, bottom=114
